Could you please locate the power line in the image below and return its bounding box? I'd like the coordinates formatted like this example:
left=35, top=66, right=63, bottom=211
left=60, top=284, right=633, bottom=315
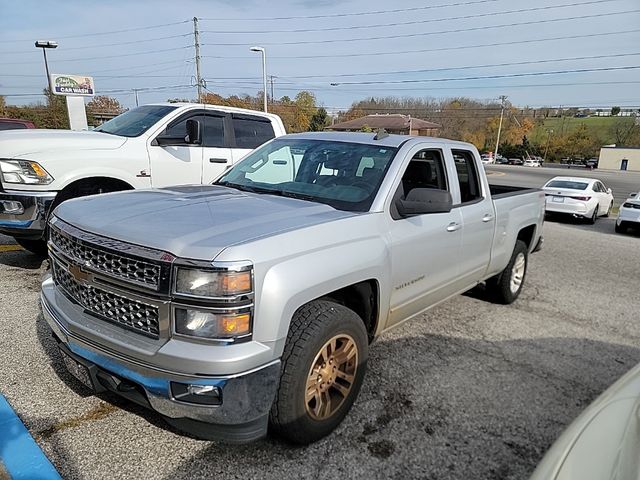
left=199, top=29, right=640, bottom=60
left=201, top=9, right=640, bottom=46
left=330, top=65, right=640, bottom=86
left=201, top=0, right=623, bottom=34
left=199, top=0, right=502, bottom=21
left=2, top=20, right=191, bottom=44
left=2, top=46, right=193, bottom=66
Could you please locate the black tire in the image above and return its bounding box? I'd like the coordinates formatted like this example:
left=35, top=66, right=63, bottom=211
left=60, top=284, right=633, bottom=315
left=269, top=300, right=368, bottom=445
left=486, top=240, right=529, bottom=305
left=615, top=222, right=626, bottom=234
left=603, top=202, right=613, bottom=217
left=15, top=238, right=48, bottom=256
left=587, top=205, right=598, bottom=224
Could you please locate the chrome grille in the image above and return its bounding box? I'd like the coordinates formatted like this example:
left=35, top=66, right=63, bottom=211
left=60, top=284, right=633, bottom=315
left=52, top=260, right=160, bottom=338
left=50, top=226, right=161, bottom=289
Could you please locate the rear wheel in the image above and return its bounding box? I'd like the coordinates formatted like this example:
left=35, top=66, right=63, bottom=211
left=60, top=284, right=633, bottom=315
left=486, top=240, right=528, bottom=304
left=15, top=238, right=48, bottom=256
left=269, top=300, right=368, bottom=445
left=587, top=205, right=598, bottom=224
left=615, top=222, right=626, bottom=234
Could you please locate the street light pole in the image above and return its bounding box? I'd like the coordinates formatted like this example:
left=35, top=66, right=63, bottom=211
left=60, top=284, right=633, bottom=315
left=250, top=46, right=267, bottom=113
left=35, top=40, right=58, bottom=105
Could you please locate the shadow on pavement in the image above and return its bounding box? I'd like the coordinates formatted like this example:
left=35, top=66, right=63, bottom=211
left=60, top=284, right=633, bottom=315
left=0, top=249, right=48, bottom=270
left=33, top=306, right=640, bottom=480
left=545, top=215, right=640, bottom=239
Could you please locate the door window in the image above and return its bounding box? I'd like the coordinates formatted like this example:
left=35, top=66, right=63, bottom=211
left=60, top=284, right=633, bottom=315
left=452, top=150, right=482, bottom=203
left=401, top=149, right=448, bottom=197
left=232, top=116, right=275, bottom=149
left=165, top=113, right=225, bottom=147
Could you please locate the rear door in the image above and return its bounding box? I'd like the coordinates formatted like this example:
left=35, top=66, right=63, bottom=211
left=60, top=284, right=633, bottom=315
left=387, top=146, right=463, bottom=327
left=450, top=148, right=495, bottom=286
left=229, top=113, right=277, bottom=163
left=200, top=109, right=233, bottom=184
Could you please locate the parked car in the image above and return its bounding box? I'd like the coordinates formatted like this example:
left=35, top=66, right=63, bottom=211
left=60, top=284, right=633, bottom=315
left=480, top=153, right=494, bottom=165
left=585, top=158, right=598, bottom=170
left=542, top=176, right=614, bottom=223
left=41, top=132, right=545, bottom=444
left=508, top=158, right=524, bottom=165
left=531, top=360, right=640, bottom=480
left=0, top=103, right=286, bottom=254
left=615, top=191, right=640, bottom=233
left=0, top=118, right=36, bottom=130
left=523, top=158, right=541, bottom=167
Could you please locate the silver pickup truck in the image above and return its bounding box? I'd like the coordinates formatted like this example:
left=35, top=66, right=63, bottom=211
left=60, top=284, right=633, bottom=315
left=41, top=132, right=544, bottom=444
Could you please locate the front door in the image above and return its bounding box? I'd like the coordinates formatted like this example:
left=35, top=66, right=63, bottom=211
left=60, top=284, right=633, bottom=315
left=148, top=112, right=205, bottom=187
left=200, top=112, right=233, bottom=184
left=387, top=147, right=463, bottom=327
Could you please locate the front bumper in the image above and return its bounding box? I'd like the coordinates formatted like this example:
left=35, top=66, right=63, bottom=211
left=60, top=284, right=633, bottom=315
left=41, top=275, right=281, bottom=443
left=0, top=189, right=57, bottom=238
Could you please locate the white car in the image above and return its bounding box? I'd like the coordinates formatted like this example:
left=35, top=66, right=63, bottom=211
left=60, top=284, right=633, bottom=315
left=523, top=159, right=541, bottom=167
left=480, top=154, right=494, bottom=165
left=531, top=361, right=640, bottom=480
left=615, top=191, right=640, bottom=233
left=542, top=176, right=614, bottom=224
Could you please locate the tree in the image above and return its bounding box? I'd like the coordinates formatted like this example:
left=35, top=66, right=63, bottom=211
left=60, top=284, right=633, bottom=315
left=359, top=124, right=373, bottom=133
left=611, top=106, right=621, bottom=116
left=309, top=107, right=328, bottom=131
left=86, top=95, right=124, bottom=115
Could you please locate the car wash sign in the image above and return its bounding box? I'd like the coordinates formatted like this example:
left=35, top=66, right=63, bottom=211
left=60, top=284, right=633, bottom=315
left=51, top=74, right=95, bottom=96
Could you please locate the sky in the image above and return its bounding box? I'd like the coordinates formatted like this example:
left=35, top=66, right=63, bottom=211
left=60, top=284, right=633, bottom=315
left=1, top=0, right=639, bottom=112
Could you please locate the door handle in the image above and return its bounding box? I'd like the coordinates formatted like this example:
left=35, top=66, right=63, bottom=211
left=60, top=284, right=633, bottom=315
left=446, top=222, right=461, bottom=232
left=209, top=158, right=228, bottom=163
left=482, top=214, right=494, bottom=222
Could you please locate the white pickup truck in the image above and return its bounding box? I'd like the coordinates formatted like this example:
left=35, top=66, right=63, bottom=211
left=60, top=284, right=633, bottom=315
left=0, top=103, right=286, bottom=254
left=42, top=132, right=545, bottom=444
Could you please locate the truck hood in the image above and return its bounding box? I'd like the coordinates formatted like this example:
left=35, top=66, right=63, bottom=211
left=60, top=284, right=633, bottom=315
left=54, top=185, right=356, bottom=260
left=0, top=129, right=127, bottom=158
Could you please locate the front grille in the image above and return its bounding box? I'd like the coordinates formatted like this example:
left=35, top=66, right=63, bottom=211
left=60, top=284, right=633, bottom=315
left=50, top=227, right=162, bottom=290
left=52, top=260, right=160, bottom=338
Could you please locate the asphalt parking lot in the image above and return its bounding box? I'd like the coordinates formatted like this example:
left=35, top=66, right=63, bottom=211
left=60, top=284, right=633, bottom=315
left=1, top=214, right=639, bottom=479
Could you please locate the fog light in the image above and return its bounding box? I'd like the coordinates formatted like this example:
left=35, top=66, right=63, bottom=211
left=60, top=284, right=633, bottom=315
left=0, top=200, right=24, bottom=215
left=171, top=382, right=222, bottom=405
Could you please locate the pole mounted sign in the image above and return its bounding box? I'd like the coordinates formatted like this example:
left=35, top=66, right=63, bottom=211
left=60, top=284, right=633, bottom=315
left=50, top=74, right=95, bottom=96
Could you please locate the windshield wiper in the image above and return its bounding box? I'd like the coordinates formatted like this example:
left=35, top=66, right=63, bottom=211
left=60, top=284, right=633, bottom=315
left=216, top=181, right=282, bottom=196
left=278, top=190, right=316, bottom=202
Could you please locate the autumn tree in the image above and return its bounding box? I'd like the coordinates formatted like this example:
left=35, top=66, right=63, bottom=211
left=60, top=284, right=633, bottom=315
left=86, top=95, right=124, bottom=115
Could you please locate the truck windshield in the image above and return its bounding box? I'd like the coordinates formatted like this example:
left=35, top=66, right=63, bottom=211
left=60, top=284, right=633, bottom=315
left=216, top=138, right=398, bottom=212
left=94, top=105, right=177, bottom=137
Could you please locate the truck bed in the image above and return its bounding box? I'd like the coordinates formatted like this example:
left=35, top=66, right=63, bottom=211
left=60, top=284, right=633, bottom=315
left=489, top=184, right=540, bottom=198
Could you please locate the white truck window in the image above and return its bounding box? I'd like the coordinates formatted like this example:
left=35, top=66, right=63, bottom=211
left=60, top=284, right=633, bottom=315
left=233, top=117, right=275, bottom=149
left=452, top=150, right=482, bottom=203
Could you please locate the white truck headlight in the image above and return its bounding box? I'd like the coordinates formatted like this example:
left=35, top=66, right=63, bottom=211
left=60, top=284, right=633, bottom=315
left=0, top=159, right=54, bottom=185
left=174, top=308, right=251, bottom=339
left=174, top=267, right=252, bottom=298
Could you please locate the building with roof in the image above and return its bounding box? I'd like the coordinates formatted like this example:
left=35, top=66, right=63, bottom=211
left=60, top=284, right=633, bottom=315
left=598, top=146, right=640, bottom=171
left=327, top=114, right=440, bottom=137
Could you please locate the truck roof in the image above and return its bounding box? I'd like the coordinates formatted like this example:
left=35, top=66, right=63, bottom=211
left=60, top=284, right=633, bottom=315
left=145, top=102, right=283, bottom=121
left=284, top=131, right=476, bottom=149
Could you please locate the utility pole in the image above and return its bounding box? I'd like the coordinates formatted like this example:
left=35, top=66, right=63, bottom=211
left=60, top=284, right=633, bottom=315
left=268, top=75, right=276, bottom=104
left=133, top=89, right=140, bottom=107
left=193, top=17, right=203, bottom=103
left=543, top=129, right=553, bottom=162
left=494, top=95, right=507, bottom=159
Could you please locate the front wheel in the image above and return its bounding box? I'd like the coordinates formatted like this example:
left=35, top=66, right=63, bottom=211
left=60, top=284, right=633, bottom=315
left=269, top=300, right=368, bottom=445
left=486, top=240, right=529, bottom=304
left=615, top=222, right=626, bottom=234
left=15, top=238, right=48, bottom=256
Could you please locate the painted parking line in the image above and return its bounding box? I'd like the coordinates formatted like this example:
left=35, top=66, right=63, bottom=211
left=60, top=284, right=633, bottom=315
left=0, top=395, right=61, bottom=480
left=0, top=245, right=22, bottom=252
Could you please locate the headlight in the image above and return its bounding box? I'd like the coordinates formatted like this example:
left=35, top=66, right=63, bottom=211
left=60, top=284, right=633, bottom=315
left=174, top=267, right=252, bottom=298
left=174, top=308, right=251, bottom=339
left=0, top=159, right=54, bottom=185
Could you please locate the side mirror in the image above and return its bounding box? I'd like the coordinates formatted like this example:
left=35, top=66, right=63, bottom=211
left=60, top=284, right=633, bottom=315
left=607, top=188, right=612, bottom=194
left=185, top=119, right=202, bottom=145
left=630, top=192, right=638, bottom=198
left=396, top=188, right=453, bottom=217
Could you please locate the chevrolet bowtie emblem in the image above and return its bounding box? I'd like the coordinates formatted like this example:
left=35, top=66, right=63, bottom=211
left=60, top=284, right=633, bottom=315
left=68, top=263, right=90, bottom=282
